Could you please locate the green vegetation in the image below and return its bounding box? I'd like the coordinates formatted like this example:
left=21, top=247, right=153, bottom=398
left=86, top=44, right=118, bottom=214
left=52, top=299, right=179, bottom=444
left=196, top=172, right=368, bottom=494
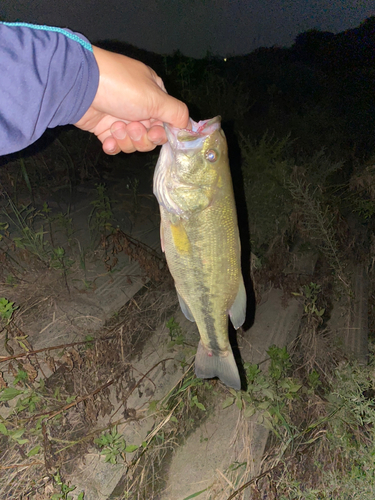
left=94, top=426, right=138, bottom=464
left=259, top=351, right=375, bottom=500
left=0, top=182, right=121, bottom=295
left=223, top=345, right=301, bottom=433
left=0, top=296, right=18, bottom=323
left=51, top=471, right=84, bottom=500
left=122, top=365, right=211, bottom=498
left=2, top=199, right=51, bottom=262
left=166, top=315, right=185, bottom=348
left=240, top=132, right=293, bottom=254
left=88, top=183, right=115, bottom=246
left=292, top=282, right=325, bottom=318
left=1, top=294, right=375, bottom=499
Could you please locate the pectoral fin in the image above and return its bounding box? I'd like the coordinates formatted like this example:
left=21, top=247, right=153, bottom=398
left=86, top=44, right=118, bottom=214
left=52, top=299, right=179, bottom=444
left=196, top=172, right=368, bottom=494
left=229, top=277, right=247, bottom=329
left=195, top=341, right=241, bottom=390
left=177, top=291, right=195, bottom=322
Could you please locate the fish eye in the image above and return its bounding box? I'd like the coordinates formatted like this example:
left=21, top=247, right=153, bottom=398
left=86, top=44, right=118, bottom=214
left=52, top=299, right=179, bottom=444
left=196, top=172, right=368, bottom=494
left=205, top=149, right=218, bottom=162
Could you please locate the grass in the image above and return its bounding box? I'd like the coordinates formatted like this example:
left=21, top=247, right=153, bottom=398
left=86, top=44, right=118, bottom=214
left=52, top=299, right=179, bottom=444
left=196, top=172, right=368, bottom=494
left=239, top=132, right=294, bottom=256
left=287, top=169, right=351, bottom=293
left=0, top=182, right=176, bottom=498
left=0, top=184, right=372, bottom=500
left=196, top=347, right=375, bottom=500
left=0, top=183, right=158, bottom=294
left=0, top=282, right=180, bottom=499
left=254, top=350, right=375, bottom=500
left=0, top=142, right=373, bottom=500
left=88, top=183, right=115, bottom=247
left=119, top=367, right=214, bottom=499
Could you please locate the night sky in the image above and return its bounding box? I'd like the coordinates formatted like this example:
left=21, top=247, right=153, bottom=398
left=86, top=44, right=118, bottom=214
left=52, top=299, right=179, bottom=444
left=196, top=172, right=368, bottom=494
left=1, top=0, right=374, bottom=58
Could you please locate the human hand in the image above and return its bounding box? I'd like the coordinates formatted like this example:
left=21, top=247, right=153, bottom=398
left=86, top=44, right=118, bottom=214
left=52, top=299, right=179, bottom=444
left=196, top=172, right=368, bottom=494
left=74, top=46, right=189, bottom=154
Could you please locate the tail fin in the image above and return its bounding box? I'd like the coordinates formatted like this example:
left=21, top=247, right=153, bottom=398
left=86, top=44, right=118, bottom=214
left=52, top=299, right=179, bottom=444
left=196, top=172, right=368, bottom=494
left=195, top=341, right=241, bottom=390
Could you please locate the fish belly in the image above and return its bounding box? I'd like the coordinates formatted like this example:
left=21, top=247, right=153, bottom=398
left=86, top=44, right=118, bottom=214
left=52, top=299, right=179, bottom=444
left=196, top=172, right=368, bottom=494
left=160, top=196, right=242, bottom=389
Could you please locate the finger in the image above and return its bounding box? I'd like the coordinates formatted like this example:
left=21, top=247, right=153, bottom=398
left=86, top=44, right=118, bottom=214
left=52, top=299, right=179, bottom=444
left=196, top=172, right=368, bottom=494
left=102, top=135, right=121, bottom=155
left=110, top=122, right=156, bottom=153
left=147, top=124, right=167, bottom=145
left=125, top=122, right=158, bottom=152
left=101, top=128, right=136, bottom=154
left=111, top=120, right=166, bottom=147
left=153, top=92, right=190, bottom=130
left=110, top=122, right=137, bottom=153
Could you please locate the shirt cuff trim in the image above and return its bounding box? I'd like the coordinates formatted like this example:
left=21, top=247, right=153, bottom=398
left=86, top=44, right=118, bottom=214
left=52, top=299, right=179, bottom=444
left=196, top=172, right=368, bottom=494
left=1, top=22, right=93, bottom=52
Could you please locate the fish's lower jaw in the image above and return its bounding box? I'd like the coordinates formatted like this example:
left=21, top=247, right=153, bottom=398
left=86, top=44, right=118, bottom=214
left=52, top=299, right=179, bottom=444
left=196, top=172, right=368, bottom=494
left=194, top=341, right=241, bottom=390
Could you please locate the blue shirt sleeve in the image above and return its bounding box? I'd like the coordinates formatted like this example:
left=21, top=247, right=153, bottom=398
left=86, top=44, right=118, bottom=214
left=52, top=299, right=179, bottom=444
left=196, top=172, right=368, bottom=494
left=0, top=23, right=99, bottom=155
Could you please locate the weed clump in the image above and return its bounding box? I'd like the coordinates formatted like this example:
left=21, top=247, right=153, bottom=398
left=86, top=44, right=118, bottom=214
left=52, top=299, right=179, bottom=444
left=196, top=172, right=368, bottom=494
left=255, top=349, right=375, bottom=500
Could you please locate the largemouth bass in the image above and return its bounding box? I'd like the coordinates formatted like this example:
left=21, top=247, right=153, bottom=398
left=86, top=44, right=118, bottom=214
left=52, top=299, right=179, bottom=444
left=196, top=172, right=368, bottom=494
left=153, top=116, right=246, bottom=390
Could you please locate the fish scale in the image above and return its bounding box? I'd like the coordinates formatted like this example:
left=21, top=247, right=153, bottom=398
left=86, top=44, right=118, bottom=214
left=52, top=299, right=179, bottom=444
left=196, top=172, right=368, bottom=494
left=154, top=116, right=246, bottom=390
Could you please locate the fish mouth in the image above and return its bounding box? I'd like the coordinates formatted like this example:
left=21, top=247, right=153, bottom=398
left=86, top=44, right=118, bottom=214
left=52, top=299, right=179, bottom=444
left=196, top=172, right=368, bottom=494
left=164, top=116, right=222, bottom=148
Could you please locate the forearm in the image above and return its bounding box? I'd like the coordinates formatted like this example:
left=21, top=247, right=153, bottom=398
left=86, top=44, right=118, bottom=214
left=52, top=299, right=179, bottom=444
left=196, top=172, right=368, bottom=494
left=0, top=22, right=99, bottom=155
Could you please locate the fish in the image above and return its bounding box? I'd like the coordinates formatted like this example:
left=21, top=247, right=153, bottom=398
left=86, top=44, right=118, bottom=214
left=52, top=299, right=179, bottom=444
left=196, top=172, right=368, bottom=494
left=153, top=116, right=246, bottom=390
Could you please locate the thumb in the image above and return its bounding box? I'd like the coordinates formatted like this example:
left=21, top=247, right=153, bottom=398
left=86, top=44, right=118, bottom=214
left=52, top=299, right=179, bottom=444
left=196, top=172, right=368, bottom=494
left=154, top=91, right=190, bottom=130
